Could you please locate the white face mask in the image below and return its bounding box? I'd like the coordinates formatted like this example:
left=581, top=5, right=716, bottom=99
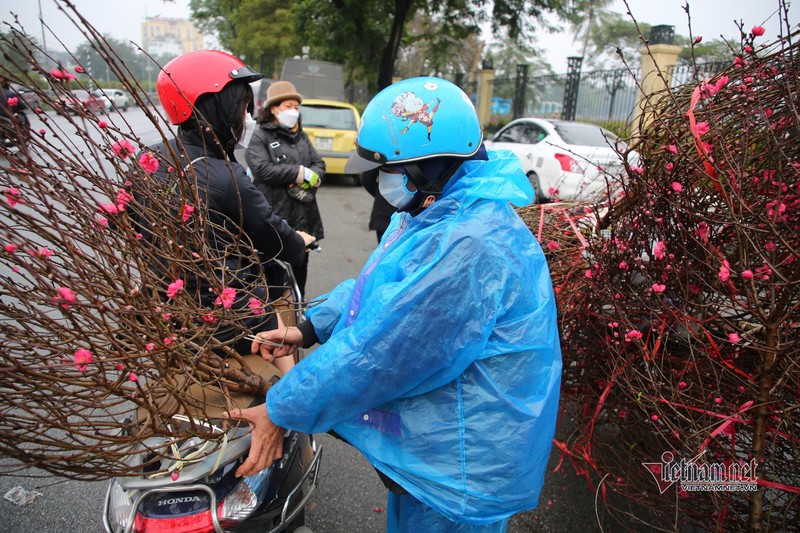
left=276, top=108, right=300, bottom=129
left=379, top=169, right=415, bottom=210
left=237, top=113, right=256, bottom=149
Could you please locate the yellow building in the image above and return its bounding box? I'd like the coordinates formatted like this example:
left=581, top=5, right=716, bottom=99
left=141, top=17, right=204, bottom=57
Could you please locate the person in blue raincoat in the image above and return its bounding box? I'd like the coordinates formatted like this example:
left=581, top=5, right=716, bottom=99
left=228, top=77, right=562, bottom=532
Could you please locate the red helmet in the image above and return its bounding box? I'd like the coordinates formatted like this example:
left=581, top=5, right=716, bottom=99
left=157, top=50, right=263, bottom=125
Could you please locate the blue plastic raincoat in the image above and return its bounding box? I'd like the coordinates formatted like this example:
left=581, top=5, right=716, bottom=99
left=267, top=149, right=562, bottom=525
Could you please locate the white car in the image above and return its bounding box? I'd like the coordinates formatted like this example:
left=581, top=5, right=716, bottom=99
left=92, top=88, right=133, bottom=112
left=485, top=118, right=632, bottom=203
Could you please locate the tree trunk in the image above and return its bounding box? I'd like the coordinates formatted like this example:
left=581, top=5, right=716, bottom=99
left=377, top=0, right=414, bottom=89
left=748, top=323, right=778, bottom=531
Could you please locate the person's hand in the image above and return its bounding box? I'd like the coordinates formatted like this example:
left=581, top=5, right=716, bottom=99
left=296, top=230, right=316, bottom=248
left=295, top=165, right=305, bottom=185
left=301, top=167, right=321, bottom=189
left=251, top=325, right=304, bottom=361
left=225, top=405, right=286, bottom=477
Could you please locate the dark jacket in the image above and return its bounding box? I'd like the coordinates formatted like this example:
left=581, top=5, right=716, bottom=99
left=130, top=133, right=307, bottom=342
left=1, top=86, right=27, bottom=119
left=245, top=122, right=325, bottom=239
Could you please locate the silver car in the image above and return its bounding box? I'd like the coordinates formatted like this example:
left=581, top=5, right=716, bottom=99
left=92, top=88, right=133, bottom=112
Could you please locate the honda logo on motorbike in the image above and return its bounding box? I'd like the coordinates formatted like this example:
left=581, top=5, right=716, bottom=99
left=157, top=496, right=202, bottom=506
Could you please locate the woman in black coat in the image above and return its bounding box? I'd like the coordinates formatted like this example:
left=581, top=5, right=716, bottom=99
left=246, top=81, right=325, bottom=297
left=132, top=51, right=315, bottom=370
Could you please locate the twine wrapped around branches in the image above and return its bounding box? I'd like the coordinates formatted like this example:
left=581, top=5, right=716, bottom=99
left=519, top=19, right=800, bottom=532
left=1, top=7, right=291, bottom=480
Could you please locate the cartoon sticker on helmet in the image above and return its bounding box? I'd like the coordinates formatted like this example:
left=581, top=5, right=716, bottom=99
left=391, top=91, right=441, bottom=141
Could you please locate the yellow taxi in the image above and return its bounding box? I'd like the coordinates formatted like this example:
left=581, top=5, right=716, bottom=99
left=300, top=99, right=361, bottom=181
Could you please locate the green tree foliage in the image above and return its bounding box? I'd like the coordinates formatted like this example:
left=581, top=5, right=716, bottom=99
left=74, top=36, right=175, bottom=89
left=190, top=0, right=296, bottom=78
left=280, top=0, right=576, bottom=91
left=485, top=37, right=555, bottom=79
left=395, top=12, right=484, bottom=81
left=0, top=30, right=38, bottom=79
left=677, top=36, right=734, bottom=65
left=576, top=10, right=735, bottom=70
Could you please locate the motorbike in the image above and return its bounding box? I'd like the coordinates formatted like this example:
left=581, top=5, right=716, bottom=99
left=103, top=261, right=322, bottom=533
left=0, top=110, right=30, bottom=152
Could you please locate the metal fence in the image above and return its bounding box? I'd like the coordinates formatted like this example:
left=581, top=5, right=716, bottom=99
left=668, top=61, right=728, bottom=87
left=478, top=60, right=726, bottom=131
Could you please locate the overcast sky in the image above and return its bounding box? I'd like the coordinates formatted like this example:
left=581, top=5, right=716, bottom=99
left=3, top=0, right=797, bottom=72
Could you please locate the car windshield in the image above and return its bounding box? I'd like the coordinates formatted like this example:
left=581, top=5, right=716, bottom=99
left=552, top=122, right=617, bottom=147
left=72, top=91, right=90, bottom=99
left=301, top=105, right=357, bottom=130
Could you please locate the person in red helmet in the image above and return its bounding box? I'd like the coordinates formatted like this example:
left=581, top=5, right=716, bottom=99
left=129, top=50, right=315, bottom=368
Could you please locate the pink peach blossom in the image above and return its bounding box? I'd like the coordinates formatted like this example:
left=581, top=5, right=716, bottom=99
left=50, top=68, right=77, bottom=81
left=216, top=287, right=236, bottom=308
left=181, top=204, right=195, bottom=222
left=741, top=270, right=754, bottom=279
left=248, top=297, right=265, bottom=315
left=651, top=283, right=666, bottom=293
left=4, top=187, right=23, bottom=206
left=671, top=182, right=683, bottom=193
left=166, top=279, right=184, bottom=298
left=112, top=139, right=135, bottom=159
left=719, top=260, right=731, bottom=282
left=728, top=333, right=741, bottom=344
left=138, top=151, right=159, bottom=173
left=73, top=348, right=93, bottom=372
left=653, top=241, right=666, bottom=260
left=32, top=246, right=53, bottom=258
left=116, top=188, right=133, bottom=209
left=55, top=287, right=77, bottom=308
left=751, top=25, right=765, bottom=36
left=624, top=330, right=643, bottom=342
left=98, top=202, right=121, bottom=214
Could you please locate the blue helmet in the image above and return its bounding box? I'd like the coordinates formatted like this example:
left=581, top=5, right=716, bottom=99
left=345, top=77, right=482, bottom=174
